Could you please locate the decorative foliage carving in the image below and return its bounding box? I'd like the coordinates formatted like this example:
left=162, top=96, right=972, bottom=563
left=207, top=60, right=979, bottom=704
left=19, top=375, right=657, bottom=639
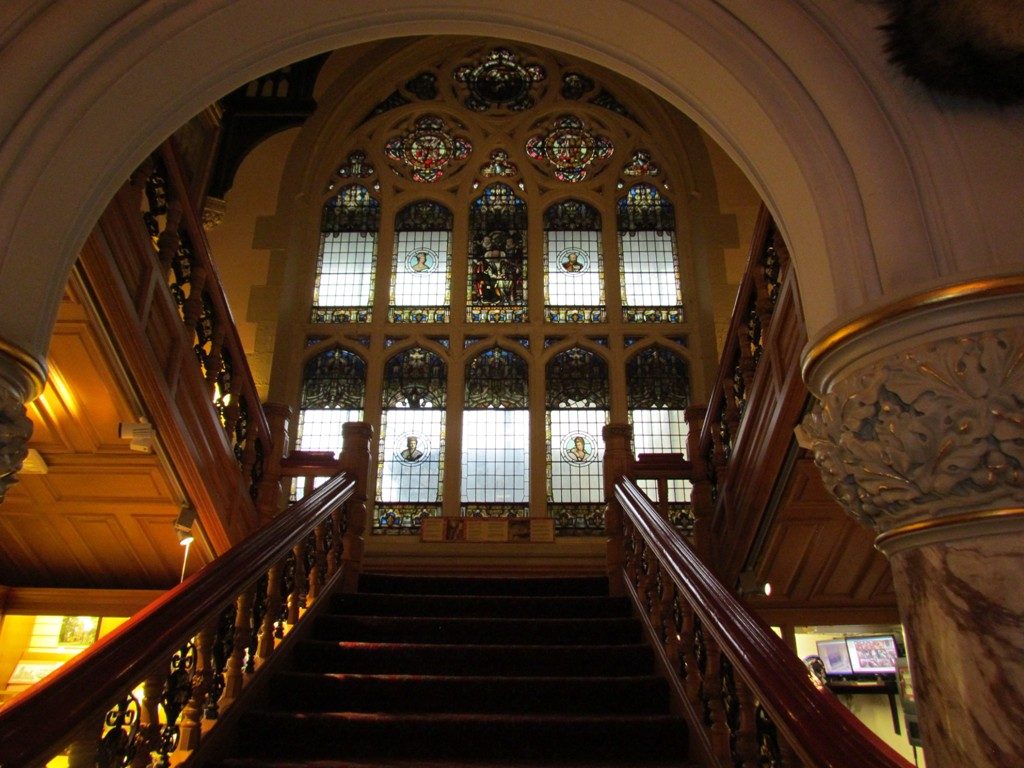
left=453, top=48, right=546, bottom=111
left=802, top=330, right=1024, bottom=528
left=384, top=115, right=472, bottom=183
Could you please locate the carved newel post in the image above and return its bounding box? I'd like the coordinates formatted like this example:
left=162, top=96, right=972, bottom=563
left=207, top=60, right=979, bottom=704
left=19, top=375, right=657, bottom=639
left=603, top=423, right=634, bottom=598
left=339, top=421, right=372, bottom=593
left=801, top=280, right=1024, bottom=768
left=0, top=345, right=42, bottom=503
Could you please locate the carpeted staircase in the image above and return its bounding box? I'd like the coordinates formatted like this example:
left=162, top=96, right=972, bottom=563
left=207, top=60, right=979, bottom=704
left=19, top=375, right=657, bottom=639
left=220, top=574, right=693, bottom=767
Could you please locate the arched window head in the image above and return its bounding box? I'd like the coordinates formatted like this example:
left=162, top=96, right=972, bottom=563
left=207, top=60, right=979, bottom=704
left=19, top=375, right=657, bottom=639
left=464, top=346, right=529, bottom=409
left=301, top=346, right=367, bottom=410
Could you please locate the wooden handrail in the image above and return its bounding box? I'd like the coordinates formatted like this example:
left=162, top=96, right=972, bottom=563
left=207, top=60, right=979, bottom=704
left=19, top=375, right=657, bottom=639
left=0, top=471, right=355, bottom=768
left=614, top=477, right=912, bottom=768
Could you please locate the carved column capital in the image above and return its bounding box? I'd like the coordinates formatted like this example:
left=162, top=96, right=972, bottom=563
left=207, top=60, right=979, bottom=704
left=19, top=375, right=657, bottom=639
left=802, top=327, right=1024, bottom=532
left=0, top=342, right=42, bottom=502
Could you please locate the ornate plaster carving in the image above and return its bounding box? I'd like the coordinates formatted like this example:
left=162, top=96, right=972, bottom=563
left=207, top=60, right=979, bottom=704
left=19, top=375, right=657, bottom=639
left=0, top=386, right=32, bottom=501
left=802, top=329, right=1024, bottom=530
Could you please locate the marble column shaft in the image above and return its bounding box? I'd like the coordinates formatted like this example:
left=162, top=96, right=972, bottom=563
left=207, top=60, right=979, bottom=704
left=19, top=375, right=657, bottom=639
left=802, top=288, right=1024, bottom=768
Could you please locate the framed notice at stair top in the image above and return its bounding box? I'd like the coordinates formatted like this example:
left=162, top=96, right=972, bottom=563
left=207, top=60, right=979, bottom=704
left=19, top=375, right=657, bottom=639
left=420, top=517, right=555, bottom=542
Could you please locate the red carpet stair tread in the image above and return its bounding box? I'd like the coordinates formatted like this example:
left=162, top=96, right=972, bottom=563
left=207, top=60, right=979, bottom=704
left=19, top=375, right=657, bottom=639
left=222, top=574, right=693, bottom=767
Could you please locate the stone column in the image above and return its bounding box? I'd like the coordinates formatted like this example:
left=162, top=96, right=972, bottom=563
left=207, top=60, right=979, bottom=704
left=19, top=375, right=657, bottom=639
left=800, top=277, right=1024, bottom=768
left=0, top=341, right=44, bottom=503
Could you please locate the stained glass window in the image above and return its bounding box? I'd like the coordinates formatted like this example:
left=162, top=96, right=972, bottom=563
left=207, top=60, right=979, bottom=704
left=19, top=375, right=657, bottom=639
left=627, top=345, right=691, bottom=506
left=544, top=200, right=605, bottom=322
left=295, top=346, right=367, bottom=496
left=312, top=185, right=378, bottom=323
left=390, top=201, right=453, bottom=323
left=462, top=347, right=529, bottom=511
left=384, top=115, right=472, bottom=183
left=546, top=348, right=609, bottom=533
left=453, top=48, right=546, bottom=111
left=468, top=184, right=527, bottom=322
left=377, top=347, right=447, bottom=531
left=526, top=115, right=613, bottom=182
left=618, top=184, right=682, bottom=322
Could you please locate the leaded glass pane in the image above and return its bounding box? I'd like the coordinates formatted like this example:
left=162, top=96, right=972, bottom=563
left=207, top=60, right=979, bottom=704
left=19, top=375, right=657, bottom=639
left=296, top=408, right=363, bottom=454
left=620, top=230, right=680, bottom=307
left=631, top=408, right=689, bottom=455
left=378, top=409, right=444, bottom=503
left=468, top=184, right=527, bottom=322
left=464, top=346, right=528, bottom=409
left=314, top=185, right=378, bottom=322
left=461, top=410, right=529, bottom=503
left=544, top=200, right=603, bottom=321
left=391, top=231, right=450, bottom=320
left=548, top=410, right=606, bottom=503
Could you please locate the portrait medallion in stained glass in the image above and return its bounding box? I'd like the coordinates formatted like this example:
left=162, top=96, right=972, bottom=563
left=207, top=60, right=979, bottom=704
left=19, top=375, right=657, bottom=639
left=377, top=346, right=447, bottom=525
left=544, top=200, right=604, bottom=321
left=545, top=347, right=609, bottom=517
left=453, top=48, right=546, bottom=111
left=384, top=115, right=472, bottom=183
left=467, top=184, right=527, bottom=322
left=526, top=115, right=613, bottom=182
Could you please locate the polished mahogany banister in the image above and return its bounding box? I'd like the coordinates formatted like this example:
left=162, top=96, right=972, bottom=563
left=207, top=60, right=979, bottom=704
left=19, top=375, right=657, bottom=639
left=614, top=477, right=912, bottom=768
left=0, top=469, right=357, bottom=768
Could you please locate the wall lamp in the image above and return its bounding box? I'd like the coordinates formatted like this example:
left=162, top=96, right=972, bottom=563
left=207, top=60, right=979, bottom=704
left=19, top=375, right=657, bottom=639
left=174, top=506, right=196, bottom=582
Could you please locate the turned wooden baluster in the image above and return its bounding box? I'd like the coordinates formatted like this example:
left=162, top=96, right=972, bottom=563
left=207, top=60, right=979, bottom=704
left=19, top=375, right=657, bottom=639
left=660, top=578, right=681, bottom=670
left=66, top=718, right=104, bottom=768
left=177, top=626, right=213, bottom=753
left=733, top=676, right=761, bottom=768
left=259, top=563, right=283, bottom=663
left=290, top=537, right=309, bottom=620
left=156, top=201, right=183, bottom=275
left=703, top=639, right=731, bottom=765
left=222, top=588, right=252, bottom=705
left=682, top=606, right=702, bottom=706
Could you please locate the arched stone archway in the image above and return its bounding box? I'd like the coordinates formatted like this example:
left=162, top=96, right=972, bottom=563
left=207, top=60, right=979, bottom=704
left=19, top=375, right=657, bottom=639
left=7, top=0, right=1023, bottom=379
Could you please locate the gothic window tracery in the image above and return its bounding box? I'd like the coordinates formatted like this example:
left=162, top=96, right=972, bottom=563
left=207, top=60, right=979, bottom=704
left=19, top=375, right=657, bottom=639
left=293, top=41, right=698, bottom=532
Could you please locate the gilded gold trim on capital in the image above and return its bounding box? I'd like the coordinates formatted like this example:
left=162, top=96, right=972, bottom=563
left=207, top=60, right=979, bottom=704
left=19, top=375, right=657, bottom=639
left=802, top=274, right=1024, bottom=383
left=874, top=507, right=1024, bottom=550
left=0, top=337, right=47, bottom=400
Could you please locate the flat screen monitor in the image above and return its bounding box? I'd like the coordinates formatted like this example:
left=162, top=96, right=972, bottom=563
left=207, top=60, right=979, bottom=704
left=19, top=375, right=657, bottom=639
left=846, top=635, right=898, bottom=675
left=816, top=639, right=854, bottom=675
